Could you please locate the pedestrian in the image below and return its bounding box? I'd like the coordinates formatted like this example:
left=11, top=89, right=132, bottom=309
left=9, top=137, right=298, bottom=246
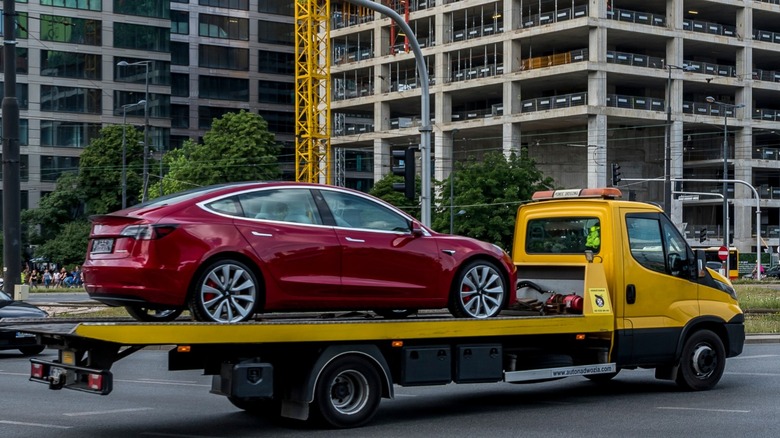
left=53, top=269, right=61, bottom=288
left=43, top=269, right=52, bottom=288
left=60, top=267, right=71, bottom=287
left=29, top=269, right=40, bottom=289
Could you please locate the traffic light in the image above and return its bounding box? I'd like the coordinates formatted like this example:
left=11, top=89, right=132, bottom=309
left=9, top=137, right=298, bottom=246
left=610, top=163, right=622, bottom=186
left=699, top=228, right=708, bottom=243
left=392, top=147, right=416, bottom=200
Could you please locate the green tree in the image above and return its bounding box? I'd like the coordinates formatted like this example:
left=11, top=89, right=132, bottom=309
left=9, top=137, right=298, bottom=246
left=432, top=151, right=554, bottom=253
left=78, top=123, right=146, bottom=213
left=368, top=174, right=421, bottom=219
left=31, top=221, right=91, bottom=267
left=149, top=110, right=281, bottom=196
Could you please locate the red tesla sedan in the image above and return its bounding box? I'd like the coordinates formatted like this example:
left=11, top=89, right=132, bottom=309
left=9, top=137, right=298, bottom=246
left=83, top=182, right=517, bottom=323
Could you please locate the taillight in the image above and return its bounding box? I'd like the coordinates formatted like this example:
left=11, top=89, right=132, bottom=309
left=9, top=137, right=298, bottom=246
left=120, top=224, right=178, bottom=240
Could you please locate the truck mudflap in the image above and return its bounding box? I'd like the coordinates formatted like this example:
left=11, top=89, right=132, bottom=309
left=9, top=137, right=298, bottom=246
left=29, top=357, right=113, bottom=395
left=504, top=363, right=617, bottom=383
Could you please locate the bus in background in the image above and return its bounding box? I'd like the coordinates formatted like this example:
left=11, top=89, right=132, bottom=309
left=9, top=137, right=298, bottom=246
left=702, top=247, right=739, bottom=280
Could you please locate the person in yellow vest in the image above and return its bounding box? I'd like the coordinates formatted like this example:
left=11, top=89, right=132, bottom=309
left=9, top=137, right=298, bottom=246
left=585, top=224, right=600, bottom=251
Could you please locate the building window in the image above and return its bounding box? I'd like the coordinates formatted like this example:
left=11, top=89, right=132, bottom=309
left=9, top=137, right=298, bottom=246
left=114, top=23, right=170, bottom=52
left=258, top=21, right=293, bottom=44
left=40, top=121, right=101, bottom=148
left=0, top=48, right=28, bottom=74
left=41, top=156, right=80, bottom=182
left=258, top=50, right=294, bottom=75
left=114, top=0, right=170, bottom=19
left=171, top=10, right=189, bottom=34
left=199, top=76, right=249, bottom=101
left=0, top=11, right=29, bottom=38
left=172, top=73, right=189, bottom=97
left=41, top=50, right=101, bottom=80
left=258, top=80, right=294, bottom=105
left=0, top=83, right=30, bottom=110
left=40, top=0, right=101, bottom=11
left=258, top=3, right=294, bottom=16
left=199, top=106, right=237, bottom=129
left=171, top=104, right=190, bottom=129
left=41, top=85, right=101, bottom=114
left=199, top=45, right=249, bottom=70
left=0, top=119, right=29, bottom=146
left=199, top=14, right=249, bottom=40
left=199, top=0, right=248, bottom=10
left=171, top=41, right=189, bottom=65
left=114, top=91, right=170, bottom=118
left=258, top=111, right=294, bottom=134
left=170, top=135, right=190, bottom=150
left=0, top=155, right=28, bottom=182
left=114, top=58, right=170, bottom=86
left=41, top=15, right=101, bottom=45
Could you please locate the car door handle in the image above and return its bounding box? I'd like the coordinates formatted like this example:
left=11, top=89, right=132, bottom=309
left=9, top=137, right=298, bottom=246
left=345, top=237, right=365, bottom=243
left=252, top=231, right=273, bottom=237
left=626, top=284, right=636, bottom=304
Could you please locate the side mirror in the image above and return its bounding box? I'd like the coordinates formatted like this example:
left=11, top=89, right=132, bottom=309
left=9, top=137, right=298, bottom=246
left=410, top=219, right=425, bottom=237
left=695, top=249, right=706, bottom=278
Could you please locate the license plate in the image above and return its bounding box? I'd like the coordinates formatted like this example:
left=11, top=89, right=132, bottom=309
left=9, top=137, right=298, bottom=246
left=91, top=238, right=114, bottom=254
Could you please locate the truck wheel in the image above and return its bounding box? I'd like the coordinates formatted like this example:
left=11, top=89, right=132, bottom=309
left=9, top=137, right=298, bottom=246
left=449, top=260, right=506, bottom=318
left=125, top=306, right=183, bottom=322
left=189, top=259, right=259, bottom=323
left=675, top=330, right=725, bottom=391
left=312, top=356, right=382, bottom=428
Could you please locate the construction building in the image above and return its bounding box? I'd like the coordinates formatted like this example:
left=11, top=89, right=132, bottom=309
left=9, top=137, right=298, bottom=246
left=329, top=0, right=780, bottom=255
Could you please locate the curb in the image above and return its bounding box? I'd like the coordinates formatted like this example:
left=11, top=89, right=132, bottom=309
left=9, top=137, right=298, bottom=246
left=745, top=334, right=780, bottom=344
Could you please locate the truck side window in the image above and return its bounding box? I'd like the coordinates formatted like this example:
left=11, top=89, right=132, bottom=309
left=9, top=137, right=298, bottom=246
left=526, top=217, right=599, bottom=254
left=626, top=215, right=693, bottom=278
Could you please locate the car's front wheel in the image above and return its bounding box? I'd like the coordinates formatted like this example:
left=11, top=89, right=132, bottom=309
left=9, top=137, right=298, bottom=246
left=449, top=260, right=507, bottom=318
left=189, top=259, right=259, bottom=323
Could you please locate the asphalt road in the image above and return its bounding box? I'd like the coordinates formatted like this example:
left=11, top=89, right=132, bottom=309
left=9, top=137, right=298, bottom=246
left=1, top=344, right=779, bottom=437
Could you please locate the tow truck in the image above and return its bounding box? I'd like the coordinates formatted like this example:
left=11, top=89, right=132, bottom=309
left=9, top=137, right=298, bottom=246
left=0, top=188, right=744, bottom=428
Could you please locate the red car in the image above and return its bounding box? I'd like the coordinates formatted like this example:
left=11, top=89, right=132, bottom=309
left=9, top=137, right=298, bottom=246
left=83, top=182, right=517, bottom=323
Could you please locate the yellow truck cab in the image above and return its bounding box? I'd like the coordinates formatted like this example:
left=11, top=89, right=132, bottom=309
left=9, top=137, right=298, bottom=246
left=513, top=188, right=745, bottom=390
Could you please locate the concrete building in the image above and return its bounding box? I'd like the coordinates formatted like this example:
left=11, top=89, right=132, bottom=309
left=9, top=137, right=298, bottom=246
left=0, top=0, right=296, bottom=215
left=328, top=0, right=780, bottom=255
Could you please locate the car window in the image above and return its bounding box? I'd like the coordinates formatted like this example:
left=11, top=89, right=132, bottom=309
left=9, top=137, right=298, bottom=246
left=320, top=190, right=409, bottom=232
left=626, top=216, right=666, bottom=273
left=238, top=188, right=322, bottom=225
left=525, top=217, right=600, bottom=254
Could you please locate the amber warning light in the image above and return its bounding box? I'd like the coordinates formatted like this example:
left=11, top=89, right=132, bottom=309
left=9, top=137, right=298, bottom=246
left=532, top=188, right=623, bottom=201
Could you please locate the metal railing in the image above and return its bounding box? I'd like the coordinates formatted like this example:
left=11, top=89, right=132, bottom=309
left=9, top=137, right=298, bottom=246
left=521, top=92, right=587, bottom=113
left=607, top=7, right=666, bottom=27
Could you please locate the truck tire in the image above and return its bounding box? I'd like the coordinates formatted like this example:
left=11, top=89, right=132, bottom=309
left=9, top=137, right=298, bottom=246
left=312, top=355, right=382, bottom=428
left=675, top=330, right=725, bottom=391
left=125, top=306, right=183, bottom=322
left=449, top=260, right=506, bottom=318
left=189, top=259, right=259, bottom=323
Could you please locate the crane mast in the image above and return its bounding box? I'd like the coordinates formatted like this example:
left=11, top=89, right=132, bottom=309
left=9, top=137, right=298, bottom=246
left=294, top=0, right=331, bottom=183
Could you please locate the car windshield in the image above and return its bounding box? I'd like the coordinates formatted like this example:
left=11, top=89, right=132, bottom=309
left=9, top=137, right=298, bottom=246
left=0, top=291, right=12, bottom=301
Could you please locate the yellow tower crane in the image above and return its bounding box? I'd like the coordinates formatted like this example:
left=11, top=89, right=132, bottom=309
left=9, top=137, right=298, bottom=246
left=294, top=0, right=331, bottom=183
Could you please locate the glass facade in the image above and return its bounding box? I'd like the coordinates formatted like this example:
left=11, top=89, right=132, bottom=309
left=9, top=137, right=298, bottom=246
left=114, top=0, right=170, bottom=19
left=40, top=15, right=100, bottom=45
left=258, top=80, right=294, bottom=105
left=171, top=41, right=189, bottom=65
left=41, top=50, right=101, bottom=80
left=0, top=11, right=29, bottom=38
left=199, top=76, right=249, bottom=101
left=171, top=73, right=189, bottom=97
left=114, top=23, right=170, bottom=52
left=258, top=111, right=294, bottom=134
left=40, top=121, right=102, bottom=148
left=0, top=48, right=28, bottom=74
left=40, top=0, right=101, bottom=11
left=199, top=0, right=248, bottom=10
left=199, top=45, right=249, bottom=70
left=0, top=119, right=29, bottom=146
left=171, top=104, right=190, bottom=128
left=258, top=2, right=294, bottom=16
left=41, top=156, right=80, bottom=182
left=114, top=58, right=170, bottom=86
left=199, top=14, right=249, bottom=40
left=258, top=50, right=294, bottom=75
left=171, top=10, right=189, bottom=35
left=41, top=85, right=101, bottom=114
left=257, top=21, right=293, bottom=44
left=0, top=83, right=30, bottom=109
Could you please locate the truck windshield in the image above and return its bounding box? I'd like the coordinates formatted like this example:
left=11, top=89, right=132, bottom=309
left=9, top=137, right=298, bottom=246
left=526, top=217, right=601, bottom=254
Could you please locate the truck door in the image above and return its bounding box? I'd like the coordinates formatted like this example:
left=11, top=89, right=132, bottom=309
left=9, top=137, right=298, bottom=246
left=617, top=210, right=699, bottom=365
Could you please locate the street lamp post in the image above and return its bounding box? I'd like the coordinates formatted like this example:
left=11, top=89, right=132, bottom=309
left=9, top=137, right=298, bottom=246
left=706, top=96, right=746, bottom=275
left=121, top=101, right=146, bottom=209
left=117, top=60, right=152, bottom=202
left=664, top=64, right=695, bottom=216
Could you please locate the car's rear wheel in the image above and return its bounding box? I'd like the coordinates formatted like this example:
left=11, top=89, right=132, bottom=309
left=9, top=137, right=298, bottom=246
left=449, top=260, right=506, bottom=318
left=189, top=259, right=259, bottom=323
left=125, top=306, right=183, bottom=322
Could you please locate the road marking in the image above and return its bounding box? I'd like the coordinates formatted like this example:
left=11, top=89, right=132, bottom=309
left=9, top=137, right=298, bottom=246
left=657, top=407, right=750, bottom=413
left=0, top=420, right=71, bottom=429
left=730, top=354, right=779, bottom=360
left=64, top=407, right=154, bottom=417
left=725, top=371, right=780, bottom=377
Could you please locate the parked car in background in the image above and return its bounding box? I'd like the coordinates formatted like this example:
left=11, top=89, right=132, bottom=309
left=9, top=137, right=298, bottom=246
left=0, top=291, right=48, bottom=355
left=764, top=265, right=780, bottom=279
left=83, top=182, right=517, bottom=323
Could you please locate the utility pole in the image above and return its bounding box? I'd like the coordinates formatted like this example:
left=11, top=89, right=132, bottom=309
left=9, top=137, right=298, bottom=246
left=3, top=0, right=22, bottom=295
